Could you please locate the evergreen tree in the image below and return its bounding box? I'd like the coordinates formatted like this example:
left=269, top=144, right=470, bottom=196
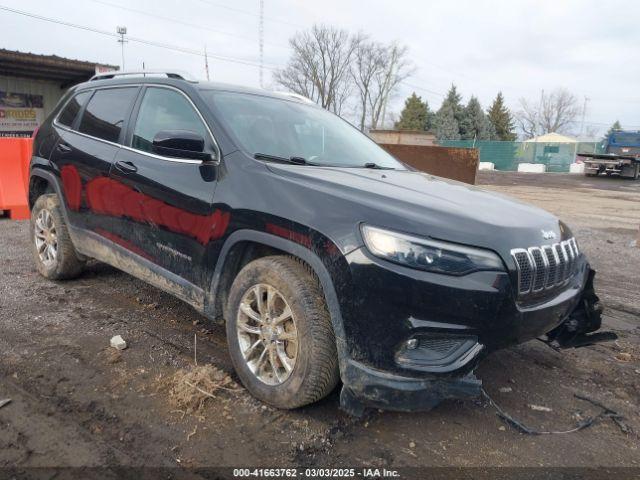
left=435, top=102, right=460, bottom=140
left=487, top=92, right=516, bottom=141
left=486, top=118, right=497, bottom=140
left=443, top=84, right=464, bottom=125
left=434, top=84, right=463, bottom=140
left=395, top=93, right=430, bottom=130
left=424, top=101, right=435, bottom=133
left=460, top=96, right=492, bottom=140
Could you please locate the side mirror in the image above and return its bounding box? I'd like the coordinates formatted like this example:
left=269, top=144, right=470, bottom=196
left=152, top=130, right=213, bottom=161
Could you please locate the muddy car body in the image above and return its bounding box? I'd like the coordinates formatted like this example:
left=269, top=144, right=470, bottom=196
left=29, top=72, right=608, bottom=415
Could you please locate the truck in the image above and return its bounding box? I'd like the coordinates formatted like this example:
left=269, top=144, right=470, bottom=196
left=581, top=130, right=640, bottom=179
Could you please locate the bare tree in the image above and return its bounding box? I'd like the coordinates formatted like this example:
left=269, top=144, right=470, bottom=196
left=516, top=88, right=581, bottom=138
left=273, top=25, right=357, bottom=115
left=368, top=43, right=412, bottom=130
left=516, top=97, right=539, bottom=139
left=584, top=125, right=599, bottom=139
left=351, top=42, right=412, bottom=131
left=351, top=36, right=384, bottom=131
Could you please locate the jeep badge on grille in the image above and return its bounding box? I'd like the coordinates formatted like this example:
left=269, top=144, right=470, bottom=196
left=541, top=230, right=556, bottom=240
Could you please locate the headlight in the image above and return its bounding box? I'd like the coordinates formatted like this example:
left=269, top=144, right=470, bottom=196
left=361, top=225, right=504, bottom=275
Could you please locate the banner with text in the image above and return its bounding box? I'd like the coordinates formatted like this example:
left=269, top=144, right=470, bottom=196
left=0, top=91, right=45, bottom=138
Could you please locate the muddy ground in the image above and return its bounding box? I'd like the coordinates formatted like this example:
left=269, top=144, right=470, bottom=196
left=1, top=172, right=639, bottom=473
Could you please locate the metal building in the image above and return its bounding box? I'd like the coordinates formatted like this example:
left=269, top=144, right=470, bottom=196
left=0, top=49, right=117, bottom=137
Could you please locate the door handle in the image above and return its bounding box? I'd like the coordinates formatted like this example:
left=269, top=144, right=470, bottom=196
left=56, top=142, right=72, bottom=153
left=114, top=160, right=138, bottom=174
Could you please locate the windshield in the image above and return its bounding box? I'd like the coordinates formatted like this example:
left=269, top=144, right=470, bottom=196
left=202, top=90, right=405, bottom=169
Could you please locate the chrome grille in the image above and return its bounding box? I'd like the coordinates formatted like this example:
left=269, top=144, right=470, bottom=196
left=529, top=247, right=547, bottom=291
left=512, top=250, right=533, bottom=293
left=542, top=245, right=558, bottom=285
left=554, top=243, right=566, bottom=281
left=511, top=238, right=579, bottom=296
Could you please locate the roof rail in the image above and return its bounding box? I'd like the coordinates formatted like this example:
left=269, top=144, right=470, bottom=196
left=273, top=91, right=316, bottom=105
left=89, top=70, right=196, bottom=82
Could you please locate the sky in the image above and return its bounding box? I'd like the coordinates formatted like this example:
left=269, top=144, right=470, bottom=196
left=1, top=0, right=638, bottom=137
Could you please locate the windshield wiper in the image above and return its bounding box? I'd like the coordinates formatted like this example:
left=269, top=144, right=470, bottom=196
left=362, top=162, right=396, bottom=170
left=254, top=153, right=311, bottom=165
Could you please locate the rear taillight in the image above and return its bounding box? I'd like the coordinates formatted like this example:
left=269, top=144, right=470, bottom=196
left=32, top=126, right=40, bottom=139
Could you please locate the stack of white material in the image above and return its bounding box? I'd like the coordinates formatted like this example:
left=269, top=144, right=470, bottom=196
left=569, top=163, right=585, bottom=174
left=478, top=162, right=495, bottom=171
left=517, top=163, right=546, bottom=173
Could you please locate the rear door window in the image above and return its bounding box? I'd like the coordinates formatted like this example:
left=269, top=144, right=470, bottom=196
left=78, top=87, right=138, bottom=143
left=57, top=91, right=91, bottom=127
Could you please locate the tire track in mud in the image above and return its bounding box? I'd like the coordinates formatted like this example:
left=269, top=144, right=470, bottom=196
left=1, top=375, right=134, bottom=467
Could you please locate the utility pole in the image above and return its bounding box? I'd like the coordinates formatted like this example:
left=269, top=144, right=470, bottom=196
left=204, top=45, right=210, bottom=81
left=259, top=0, right=264, bottom=88
left=536, top=88, right=544, bottom=136
left=117, top=26, right=128, bottom=70
left=580, top=95, right=590, bottom=138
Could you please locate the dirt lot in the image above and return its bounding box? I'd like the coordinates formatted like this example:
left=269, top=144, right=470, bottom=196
left=1, top=172, right=639, bottom=474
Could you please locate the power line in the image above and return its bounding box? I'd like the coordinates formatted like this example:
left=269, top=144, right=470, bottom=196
left=86, top=0, right=288, bottom=49
left=0, top=4, right=513, bottom=108
left=401, top=81, right=446, bottom=98
left=588, top=97, right=640, bottom=104
left=0, top=4, right=278, bottom=71
left=0, top=2, right=446, bottom=104
left=1, top=2, right=633, bottom=130
left=582, top=120, right=640, bottom=128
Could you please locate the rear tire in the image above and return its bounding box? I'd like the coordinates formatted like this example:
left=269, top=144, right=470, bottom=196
left=30, top=194, right=85, bottom=280
left=225, top=256, right=340, bottom=409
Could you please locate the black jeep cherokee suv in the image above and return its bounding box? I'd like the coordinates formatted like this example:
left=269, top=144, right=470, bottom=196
left=29, top=71, right=606, bottom=415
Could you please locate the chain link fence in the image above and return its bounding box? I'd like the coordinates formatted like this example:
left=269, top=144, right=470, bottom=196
left=439, top=141, right=605, bottom=172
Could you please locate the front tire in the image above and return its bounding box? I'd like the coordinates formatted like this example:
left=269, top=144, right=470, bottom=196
left=225, top=256, right=340, bottom=409
left=30, top=194, right=85, bottom=280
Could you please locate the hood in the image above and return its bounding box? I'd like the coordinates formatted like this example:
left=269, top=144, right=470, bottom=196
left=266, top=164, right=566, bottom=260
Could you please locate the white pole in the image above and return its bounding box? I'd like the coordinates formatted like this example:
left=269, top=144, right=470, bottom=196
left=259, top=0, right=264, bottom=88
left=204, top=45, right=210, bottom=81
left=579, top=96, right=590, bottom=138
left=117, top=26, right=128, bottom=70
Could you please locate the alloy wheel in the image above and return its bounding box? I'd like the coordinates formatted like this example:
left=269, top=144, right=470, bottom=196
left=236, top=283, right=298, bottom=385
left=34, top=209, right=58, bottom=267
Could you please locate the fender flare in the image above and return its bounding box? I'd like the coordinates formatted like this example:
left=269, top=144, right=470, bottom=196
left=29, top=168, right=68, bottom=216
left=208, top=229, right=350, bottom=368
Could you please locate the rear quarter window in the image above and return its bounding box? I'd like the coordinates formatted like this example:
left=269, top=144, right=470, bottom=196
left=78, top=87, right=138, bottom=143
left=57, top=91, right=91, bottom=127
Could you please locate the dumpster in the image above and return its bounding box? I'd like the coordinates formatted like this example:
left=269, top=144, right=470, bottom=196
left=379, top=143, right=479, bottom=184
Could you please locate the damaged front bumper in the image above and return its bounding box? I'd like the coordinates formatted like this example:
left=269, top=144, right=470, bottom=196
left=339, top=358, right=482, bottom=417
left=339, top=268, right=616, bottom=416
left=543, top=269, right=617, bottom=349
